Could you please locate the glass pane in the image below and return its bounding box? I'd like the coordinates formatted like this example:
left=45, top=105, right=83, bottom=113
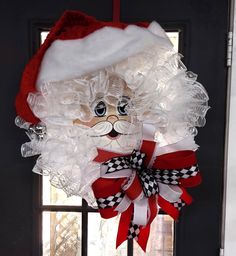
left=42, top=176, right=82, bottom=206
left=43, top=211, right=82, bottom=256
left=88, top=213, right=127, bottom=256
left=41, top=31, right=49, bottom=44
left=40, top=31, right=179, bottom=51
left=166, top=32, right=179, bottom=52
left=133, top=215, right=174, bottom=256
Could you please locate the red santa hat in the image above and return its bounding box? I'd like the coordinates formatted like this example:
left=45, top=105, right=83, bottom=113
left=15, top=10, right=173, bottom=123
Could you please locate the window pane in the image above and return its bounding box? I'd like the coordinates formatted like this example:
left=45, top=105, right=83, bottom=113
left=42, top=176, right=82, bottom=206
left=88, top=213, right=127, bottom=256
left=166, top=32, right=179, bottom=52
left=40, top=31, right=179, bottom=51
left=43, top=211, right=82, bottom=256
left=41, top=31, right=49, bottom=44
left=133, top=215, right=174, bottom=256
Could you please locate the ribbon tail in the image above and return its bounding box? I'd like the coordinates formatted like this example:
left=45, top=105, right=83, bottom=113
left=147, top=196, right=158, bottom=225
left=133, top=197, right=148, bottom=226
left=136, top=196, right=157, bottom=252
left=136, top=225, right=151, bottom=252
left=116, top=204, right=133, bottom=249
left=180, top=186, right=193, bottom=205
left=158, top=195, right=180, bottom=220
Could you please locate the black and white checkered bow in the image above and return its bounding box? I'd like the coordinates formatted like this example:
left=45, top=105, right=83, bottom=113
left=104, top=150, right=145, bottom=173
left=103, top=150, right=199, bottom=198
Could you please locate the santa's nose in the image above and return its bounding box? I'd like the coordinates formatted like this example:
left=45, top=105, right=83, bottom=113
left=106, top=115, right=118, bottom=123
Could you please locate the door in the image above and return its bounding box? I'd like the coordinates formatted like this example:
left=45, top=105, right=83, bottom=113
left=0, top=0, right=229, bottom=255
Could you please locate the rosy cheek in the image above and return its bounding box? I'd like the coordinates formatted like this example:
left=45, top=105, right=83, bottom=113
left=120, top=115, right=129, bottom=121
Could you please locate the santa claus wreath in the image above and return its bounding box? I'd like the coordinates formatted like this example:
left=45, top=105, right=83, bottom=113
left=15, top=10, right=209, bottom=251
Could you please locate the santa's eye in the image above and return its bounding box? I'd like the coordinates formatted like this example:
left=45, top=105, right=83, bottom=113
left=117, top=97, right=130, bottom=116
left=94, top=101, right=107, bottom=117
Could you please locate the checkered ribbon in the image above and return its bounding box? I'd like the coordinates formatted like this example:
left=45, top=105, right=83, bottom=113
left=127, top=214, right=140, bottom=240
left=103, top=150, right=145, bottom=173
left=103, top=150, right=199, bottom=198
left=97, top=191, right=124, bottom=209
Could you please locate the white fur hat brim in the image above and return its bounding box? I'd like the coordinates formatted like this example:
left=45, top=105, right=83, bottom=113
left=36, top=21, right=173, bottom=88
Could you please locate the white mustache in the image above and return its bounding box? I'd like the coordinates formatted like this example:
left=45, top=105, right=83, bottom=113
left=90, top=121, right=113, bottom=137
left=90, top=120, right=139, bottom=137
left=114, top=120, right=139, bottom=134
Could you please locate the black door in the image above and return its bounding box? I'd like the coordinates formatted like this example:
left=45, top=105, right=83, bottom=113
left=1, top=0, right=229, bottom=255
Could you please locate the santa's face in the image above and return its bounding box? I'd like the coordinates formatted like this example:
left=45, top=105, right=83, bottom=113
left=73, top=94, right=142, bottom=153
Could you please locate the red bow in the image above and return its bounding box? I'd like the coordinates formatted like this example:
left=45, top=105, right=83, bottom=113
left=92, top=140, right=201, bottom=251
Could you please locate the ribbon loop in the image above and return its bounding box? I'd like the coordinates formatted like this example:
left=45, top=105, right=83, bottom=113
left=129, top=150, right=146, bottom=170
left=154, top=165, right=199, bottom=185
left=138, top=169, right=159, bottom=197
